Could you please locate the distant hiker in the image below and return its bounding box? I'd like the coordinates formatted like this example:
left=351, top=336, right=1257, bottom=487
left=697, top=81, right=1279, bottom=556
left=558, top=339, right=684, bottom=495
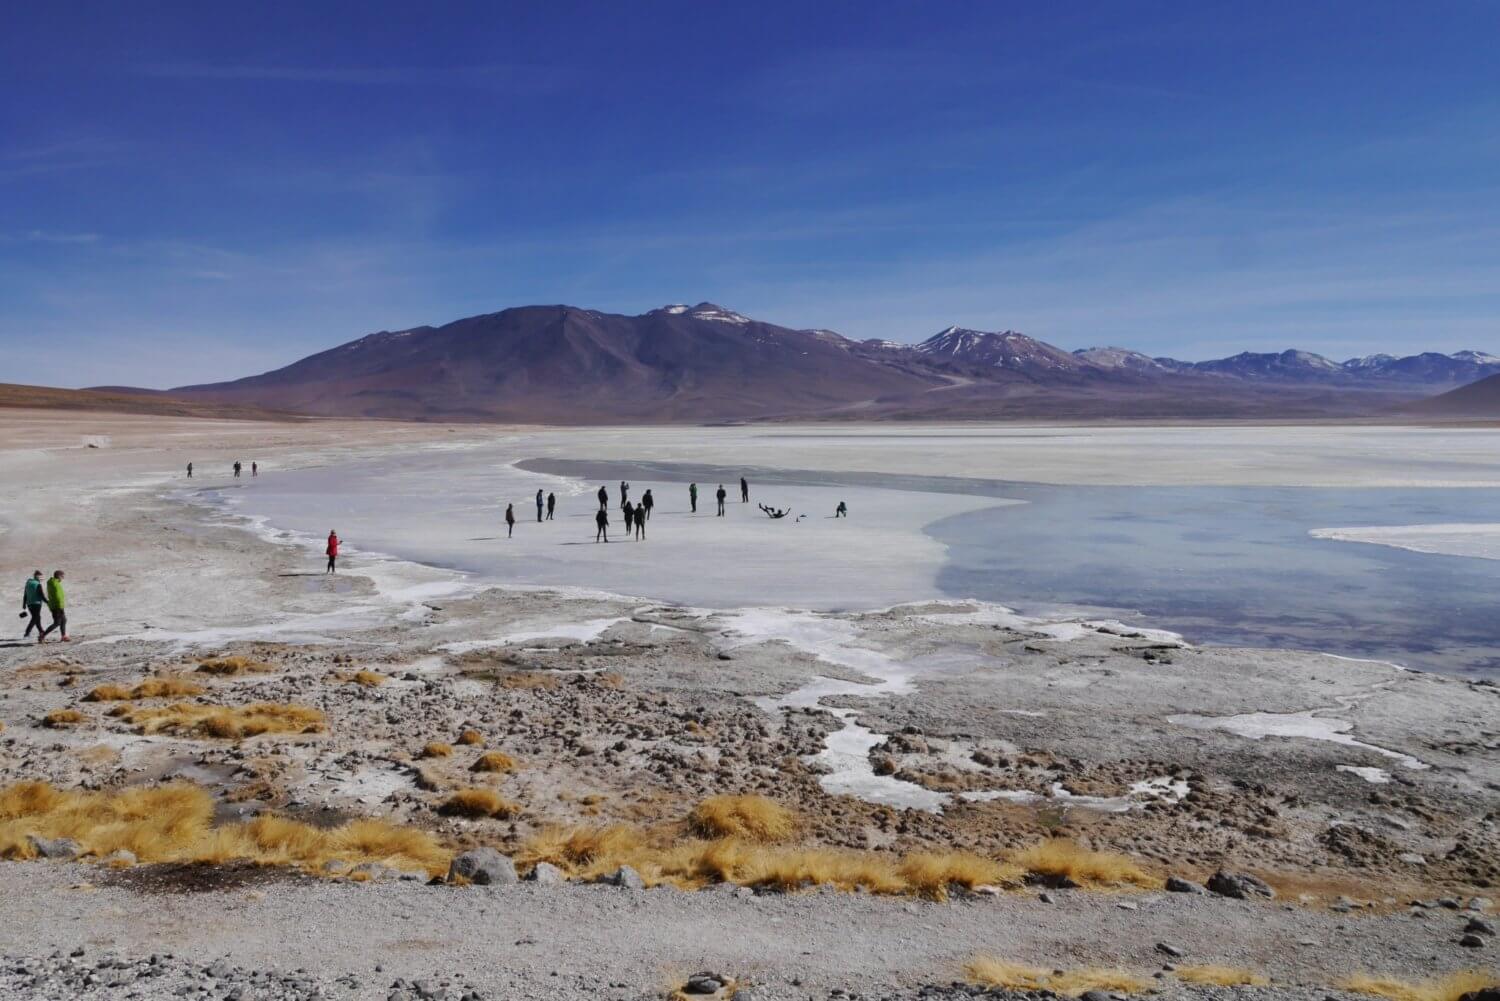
left=233, top=461, right=242, bottom=478
left=186, top=462, right=193, bottom=479
left=835, top=501, right=848, bottom=518
left=641, top=489, right=654, bottom=520
left=716, top=484, right=727, bottom=516
left=546, top=492, right=556, bottom=520
left=505, top=503, right=516, bottom=538
left=251, top=462, right=258, bottom=477
left=740, top=477, right=749, bottom=503
left=21, top=570, right=44, bottom=641
left=622, top=500, right=635, bottom=531
left=595, top=508, right=610, bottom=543
left=535, top=488, right=545, bottom=523
left=38, top=570, right=67, bottom=642
left=620, top=480, right=630, bottom=511
left=634, top=505, right=646, bottom=540
left=325, top=531, right=340, bottom=573
left=689, top=482, right=698, bottom=513
left=597, top=485, right=609, bottom=512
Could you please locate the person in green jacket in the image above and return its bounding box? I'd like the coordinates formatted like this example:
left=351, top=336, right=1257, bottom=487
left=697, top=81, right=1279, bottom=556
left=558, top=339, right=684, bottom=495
left=38, top=570, right=67, bottom=643
left=20, top=571, right=44, bottom=640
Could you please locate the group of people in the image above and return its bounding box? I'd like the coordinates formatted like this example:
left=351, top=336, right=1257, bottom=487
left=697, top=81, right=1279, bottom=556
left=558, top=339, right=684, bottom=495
left=186, top=460, right=258, bottom=479
left=19, top=570, right=67, bottom=643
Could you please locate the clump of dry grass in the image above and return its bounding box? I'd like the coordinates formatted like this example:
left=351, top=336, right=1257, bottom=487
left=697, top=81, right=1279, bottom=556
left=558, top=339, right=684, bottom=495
left=455, top=729, right=484, bottom=746
left=1339, top=971, right=1498, bottom=1001
left=196, top=656, right=276, bottom=676
left=471, top=751, right=518, bottom=774
left=595, top=671, right=625, bottom=689
left=1176, top=966, right=1269, bottom=987
left=896, top=851, right=1023, bottom=900
left=349, top=671, right=387, bottom=687
left=119, top=702, right=325, bottom=740
left=420, top=742, right=453, bottom=758
left=499, top=672, right=558, bottom=690
left=1011, top=838, right=1156, bottom=887
left=440, top=788, right=519, bottom=819
left=688, top=795, right=797, bottom=843
left=42, top=709, right=86, bottom=728
left=964, top=958, right=1149, bottom=997
left=0, top=780, right=449, bottom=878
left=85, top=678, right=205, bottom=702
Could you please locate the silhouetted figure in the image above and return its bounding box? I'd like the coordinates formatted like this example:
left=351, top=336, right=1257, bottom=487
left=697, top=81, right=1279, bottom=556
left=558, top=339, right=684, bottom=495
left=597, top=485, right=609, bottom=512
left=535, top=489, right=545, bottom=523
left=622, top=500, right=634, bottom=531
left=740, top=477, right=749, bottom=503
left=546, top=492, right=556, bottom=520
left=325, top=531, right=340, bottom=573
left=634, top=505, right=646, bottom=540
left=641, top=489, right=654, bottom=520
left=505, top=503, right=516, bottom=538
left=186, top=462, right=193, bottom=478
left=759, top=503, right=790, bottom=519
left=251, top=462, right=258, bottom=477
left=689, top=482, right=698, bottom=513
left=716, top=484, right=726, bottom=516
left=233, top=461, right=242, bottom=478
left=620, top=480, right=630, bottom=511
left=835, top=501, right=848, bottom=518
left=595, top=508, right=609, bottom=542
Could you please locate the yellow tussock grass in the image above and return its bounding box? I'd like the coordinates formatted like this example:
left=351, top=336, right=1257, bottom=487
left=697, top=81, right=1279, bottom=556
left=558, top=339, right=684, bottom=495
left=896, top=851, right=1023, bottom=900
left=0, top=781, right=449, bottom=877
left=1176, top=965, right=1270, bottom=987
left=688, top=795, right=797, bottom=843
left=1340, top=971, right=1498, bottom=1001
left=1012, top=838, right=1156, bottom=887
left=471, top=751, right=518, bottom=774
left=440, top=788, right=519, bottom=819
left=43, top=709, right=86, bottom=728
left=85, top=678, right=205, bottom=702
left=120, top=702, right=325, bottom=740
left=499, top=672, right=558, bottom=690
left=196, top=656, right=276, bottom=676
left=420, top=742, right=453, bottom=758
left=965, top=958, right=1149, bottom=997
left=455, top=729, right=484, bottom=746
left=596, top=672, right=625, bottom=689
left=350, top=671, right=387, bottom=687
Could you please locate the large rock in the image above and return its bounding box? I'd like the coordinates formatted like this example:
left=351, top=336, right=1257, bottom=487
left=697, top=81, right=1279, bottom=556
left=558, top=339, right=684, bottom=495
left=1457, top=989, right=1500, bottom=1001
left=447, top=848, right=518, bottom=886
left=606, top=864, right=645, bottom=890
left=525, top=862, right=565, bottom=885
left=1164, top=876, right=1207, bottom=894
left=1207, top=870, right=1275, bottom=900
left=26, top=835, right=80, bottom=861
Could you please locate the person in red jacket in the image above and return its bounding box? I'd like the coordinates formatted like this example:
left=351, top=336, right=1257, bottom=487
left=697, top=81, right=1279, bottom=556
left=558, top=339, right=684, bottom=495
left=325, top=531, right=340, bottom=573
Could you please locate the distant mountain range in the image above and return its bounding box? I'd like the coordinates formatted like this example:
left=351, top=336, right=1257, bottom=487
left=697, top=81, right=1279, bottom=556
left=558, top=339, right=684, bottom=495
left=144, top=302, right=1500, bottom=422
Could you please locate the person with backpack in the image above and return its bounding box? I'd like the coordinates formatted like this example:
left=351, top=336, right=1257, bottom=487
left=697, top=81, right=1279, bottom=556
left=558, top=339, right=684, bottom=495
left=20, top=571, right=45, bottom=641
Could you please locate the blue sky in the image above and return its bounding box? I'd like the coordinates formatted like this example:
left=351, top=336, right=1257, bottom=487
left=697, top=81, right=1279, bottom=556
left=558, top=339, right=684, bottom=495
left=3, top=2, right=1498, bottom=388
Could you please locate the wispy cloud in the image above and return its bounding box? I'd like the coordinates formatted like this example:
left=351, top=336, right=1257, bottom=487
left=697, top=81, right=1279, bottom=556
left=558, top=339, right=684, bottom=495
left=0, top=230, right=101, bottom=244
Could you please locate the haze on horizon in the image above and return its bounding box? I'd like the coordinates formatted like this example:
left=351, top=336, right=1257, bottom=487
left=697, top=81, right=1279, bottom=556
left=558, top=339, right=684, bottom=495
left=3, top=2, right=1499, bottom=390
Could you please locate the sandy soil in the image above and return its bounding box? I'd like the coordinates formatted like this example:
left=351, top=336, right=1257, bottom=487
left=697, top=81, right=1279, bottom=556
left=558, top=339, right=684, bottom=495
left=0, top=411, right=1496, bottom=1000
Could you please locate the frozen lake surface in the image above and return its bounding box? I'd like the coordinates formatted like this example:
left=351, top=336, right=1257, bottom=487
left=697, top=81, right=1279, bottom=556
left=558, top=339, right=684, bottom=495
left=196, top=437, right=1500, bottom=678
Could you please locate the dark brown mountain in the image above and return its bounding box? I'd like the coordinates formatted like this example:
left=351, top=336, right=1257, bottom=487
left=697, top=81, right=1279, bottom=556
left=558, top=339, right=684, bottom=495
left=171, top=303, right=954, bottom=423
left=0, top=383, right=290, bottom=420
left=1398, top=372, right=1500, bottom=419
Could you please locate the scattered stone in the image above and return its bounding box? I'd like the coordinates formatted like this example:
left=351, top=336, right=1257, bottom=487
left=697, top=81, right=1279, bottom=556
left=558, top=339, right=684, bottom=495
left=525, top=862, right=565, bottom=885
left=1207, top=870, right=1275, bottom=900
left=1165, top=876, right=1207, bottom=894
left=607, top=865, right=645, bottom=890
left=1156, top=943, right=1184, bottom=958
left=1466, top=917, right=1495, bottom=935
left=25, top=836, right=80, bottom=861
left=448, top=848, right=518, bottom=886
left=1459, top=934, right=1486, bottom=949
